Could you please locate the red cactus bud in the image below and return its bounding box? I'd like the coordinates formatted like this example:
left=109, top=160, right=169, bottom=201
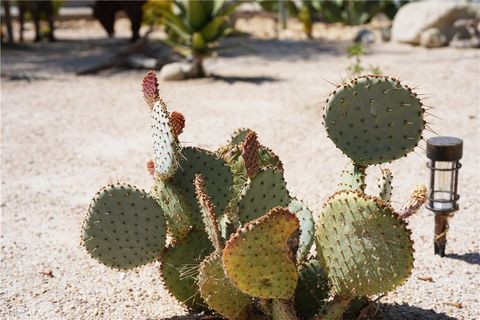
left=241, top=131, right=260, bottom=178
left=146, top=159, right=155, bottom=176
left=142, top=71, right=159, bottom=110
left=169, top=111, right=185, bottom=138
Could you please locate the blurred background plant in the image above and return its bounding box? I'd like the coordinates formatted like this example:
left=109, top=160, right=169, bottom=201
left=145, top=0, right=241, bottom=77
left=313, top=0, right=407, bottom=26
left=346, top=42, right=382, bottom=75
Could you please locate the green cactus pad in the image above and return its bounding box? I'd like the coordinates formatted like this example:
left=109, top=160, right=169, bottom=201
left=237, top=168, right=290, bottom=224
left=228, top=128, right=252, bottom=146
left=82, top=184, right=167, bottom=269
left=339, top=161, right=366, bottom=192
left=223, top=207, right=300, bottom=299
left=151, top=178, right=192, bottom=241
left=294, top=259, right=330, bottom=320
left=288, top=199, right=315, bottom=264
left=315, top=190, right=414, bottom=297
left=378, top=168, right=393, bottom=202
left=161, top=230, right=213, bottom=311
left=324, top=75, right=424, bottom=165
left=198, top=253, right=252, bottom=320
left=174, top=147, right=234, bottom=227
left=151, top=101, right=180, bottom=179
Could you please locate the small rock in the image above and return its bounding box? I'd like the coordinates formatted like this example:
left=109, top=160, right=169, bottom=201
left=354, top=29, right=376, bottom=45
left=420, top=28, right=447, bottom=48
left=126, top=54, right=158, bottom=69
left=158, top=62, right=186, bottom=81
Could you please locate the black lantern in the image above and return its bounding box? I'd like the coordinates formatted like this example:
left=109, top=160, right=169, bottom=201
left=426, top=136, right=463, bottom=257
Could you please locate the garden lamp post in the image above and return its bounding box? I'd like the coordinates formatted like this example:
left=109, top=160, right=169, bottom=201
left=426, top=136, right=463, bottom=257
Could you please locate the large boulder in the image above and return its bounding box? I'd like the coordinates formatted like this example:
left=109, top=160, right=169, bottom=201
left=392, top=1, right=479, bottom=44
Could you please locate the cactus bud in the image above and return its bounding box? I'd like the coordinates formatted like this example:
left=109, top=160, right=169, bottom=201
left=241, top=131, right=260, bottom=178
left=169, top=111, right=185, bottom=138
left=146, top=159, right=154, bottom=176
left=142, top=70, right=159, bottom=110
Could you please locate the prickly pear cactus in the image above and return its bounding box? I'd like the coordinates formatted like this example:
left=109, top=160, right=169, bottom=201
left=323, top=75, right=425, bottom=165
left=81, top=72, right=429, bottom=320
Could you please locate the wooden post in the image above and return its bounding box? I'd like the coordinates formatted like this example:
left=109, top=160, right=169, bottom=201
left=434, top=214, right=451, bottom=257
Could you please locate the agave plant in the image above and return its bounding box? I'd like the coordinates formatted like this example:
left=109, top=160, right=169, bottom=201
left=154, top=0, right=240, bottom=77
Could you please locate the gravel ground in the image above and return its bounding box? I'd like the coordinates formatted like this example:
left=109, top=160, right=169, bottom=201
left=1, top=19, right=479, bottom=320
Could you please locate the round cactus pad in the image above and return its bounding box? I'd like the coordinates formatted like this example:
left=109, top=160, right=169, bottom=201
left=174, top=147, right=233, bottom=227
left=223, top=207, right=300, bottom=299
left=82, top=184, right=167, bottom=269
left=151, top=101, right=180, bottom=179
left=198, top=253, right=252, bottom=320
left=324, top=76, right=424, bottom=165
left=316, top=191, right=414, bottom=297
left=161, top=230, right=213, bottom=311
left=237, top=168, right=290, bottom=224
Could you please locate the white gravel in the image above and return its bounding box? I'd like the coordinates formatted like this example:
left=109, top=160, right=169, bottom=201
left=1, top=20, right=479, bottom=320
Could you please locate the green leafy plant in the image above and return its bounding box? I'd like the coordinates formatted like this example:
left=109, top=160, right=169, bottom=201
left=346, top=43, right=382, bottom=76
left=312, top=0, right=400, bottom=26
left=150, top=0, right=240, bottom=77
left=81, top=71, right=427, bottom=319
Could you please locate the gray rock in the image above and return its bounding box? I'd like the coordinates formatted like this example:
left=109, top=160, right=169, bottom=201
left=392, top=1, right=479, bottom=44
left=354, top=29, right=376, bottom=45
left=420, top=28, right=447, bottom=48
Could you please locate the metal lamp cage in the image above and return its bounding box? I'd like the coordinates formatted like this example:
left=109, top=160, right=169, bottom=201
left=426, top=136, right=463, bottom=214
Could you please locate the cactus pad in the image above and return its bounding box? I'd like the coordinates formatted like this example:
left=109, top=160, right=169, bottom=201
left=151, top=101, right=180, bottom=179
left=161, top=230, right=213, bottom=311
left=288, top=199, right=315, bottom=264
left=294, top=259, right=330, bottom=320
left=237, top=168, right=290, bottom=224
left=174, top=147, right=234, bottom=227
left=198, top=253, right=252, bottom=320
left=378, top=168, right=393, bottom=202
left=151, top=178, right=191, bottom=240
left=339, top=161, right=366, bottom=192
left=324, top=75, right=424, bottom=165
left=82, top=184, right=167, bottom=269
left=223, top=207, right=300, bottom=299
left=316, top=190, right=414, bottom=297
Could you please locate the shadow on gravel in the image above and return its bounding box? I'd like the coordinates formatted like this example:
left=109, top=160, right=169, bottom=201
left=210, top=73, right=280, bottom=84
left=161, top=303, right=456, bottom=320
left=373, top=303, right=457, bottom=320
left=220, top=37, right=345, bottom=61
left=446, top=252, right=480, bottom=265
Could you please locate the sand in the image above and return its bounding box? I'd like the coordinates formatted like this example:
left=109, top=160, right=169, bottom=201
left=1, top=19, right=479, bottom=320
